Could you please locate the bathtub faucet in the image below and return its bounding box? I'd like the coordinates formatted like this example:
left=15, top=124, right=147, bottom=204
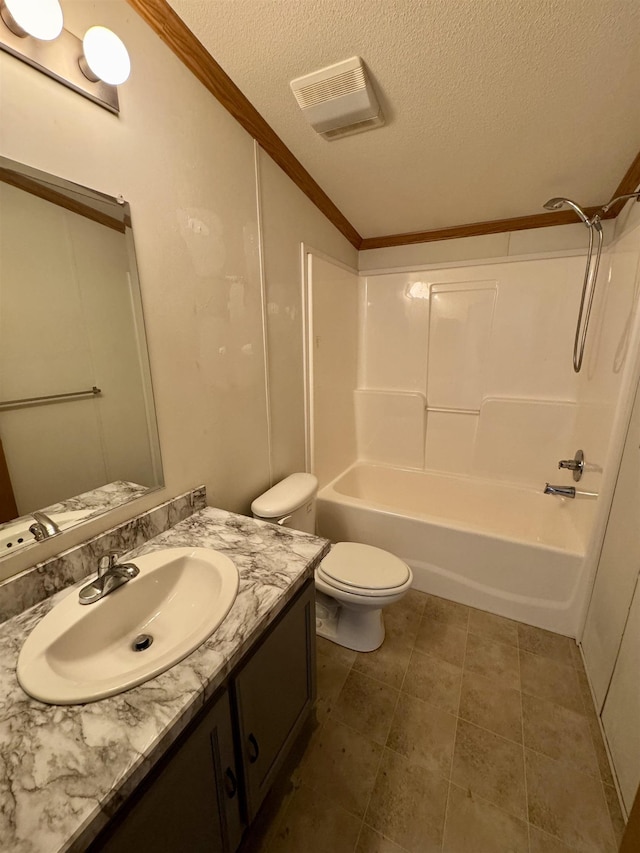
left=544, top=483, right=576, bottom=499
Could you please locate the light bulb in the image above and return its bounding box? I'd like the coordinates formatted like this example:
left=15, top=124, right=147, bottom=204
left=1, top=0, right=63, bottom=40
left=80, top=26, right=130, bottom=86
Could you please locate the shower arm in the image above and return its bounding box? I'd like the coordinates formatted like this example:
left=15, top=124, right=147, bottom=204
left=600, top=192, right=640, bottom=214
left=573, top=219, right=603, bottom=373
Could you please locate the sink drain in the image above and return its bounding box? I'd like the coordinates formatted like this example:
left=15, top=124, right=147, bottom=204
left=132, top=634, right=153, bottom=652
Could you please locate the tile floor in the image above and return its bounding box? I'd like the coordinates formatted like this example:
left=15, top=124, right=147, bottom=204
left=240, top=590, right=626, bottom=853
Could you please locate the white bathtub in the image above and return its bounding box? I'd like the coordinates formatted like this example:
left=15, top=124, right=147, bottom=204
left=316, top=463, right=588, bottom=635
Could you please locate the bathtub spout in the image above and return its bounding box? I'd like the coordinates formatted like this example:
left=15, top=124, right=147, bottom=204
left=544, top=483, right=576, bottom=499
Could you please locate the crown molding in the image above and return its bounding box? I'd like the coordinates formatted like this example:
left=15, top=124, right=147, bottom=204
left=358, top=208, right=604, bottom=250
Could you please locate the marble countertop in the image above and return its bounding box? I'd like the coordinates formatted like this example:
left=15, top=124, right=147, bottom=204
left=0, top=507, right=329, bottom=853
left=41, top=481, right=149, bottom=519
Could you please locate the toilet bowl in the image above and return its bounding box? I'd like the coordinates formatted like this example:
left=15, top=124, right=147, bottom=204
left=251, top=474, right=413, bottom=652
left=315, top=541, right=412, bottom=651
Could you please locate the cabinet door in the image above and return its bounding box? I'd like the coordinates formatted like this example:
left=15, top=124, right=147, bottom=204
left=212, top=691, right=246, bottom=852
left=233, top=580, right=316, bottom=820
left=91, top=690, right=244, bottom=853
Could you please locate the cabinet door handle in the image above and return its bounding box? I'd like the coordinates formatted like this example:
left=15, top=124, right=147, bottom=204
left=224, top=767, right=237, bottom=799
left=247, top=733, right=260, bottom=764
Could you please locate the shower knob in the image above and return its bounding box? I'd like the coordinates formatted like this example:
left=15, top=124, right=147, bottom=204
left=558, top=449, right=584, bottom=482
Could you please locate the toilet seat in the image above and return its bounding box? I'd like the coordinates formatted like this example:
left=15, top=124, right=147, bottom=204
left=317, top=542, right=411, bottom=598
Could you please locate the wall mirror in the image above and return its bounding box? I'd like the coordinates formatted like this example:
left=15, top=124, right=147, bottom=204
left=0, top=156, right=163, bottom=563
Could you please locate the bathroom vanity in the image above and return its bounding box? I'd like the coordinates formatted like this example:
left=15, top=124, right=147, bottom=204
left=0, top=501, right=329, bottom=852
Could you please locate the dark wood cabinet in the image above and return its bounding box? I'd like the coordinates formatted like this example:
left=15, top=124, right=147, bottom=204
left=234, top=578, right=316, bottom=820
left=90, top=688, right=243, bottom=853
left=90, top=579, right=315, bottom=853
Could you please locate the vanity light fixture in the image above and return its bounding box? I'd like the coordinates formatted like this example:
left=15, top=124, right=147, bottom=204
left=79, top=26, right=130, bottom=86
left=0, top=0, right=129, bottom=113
left=0, top=0, right=63, bottom=41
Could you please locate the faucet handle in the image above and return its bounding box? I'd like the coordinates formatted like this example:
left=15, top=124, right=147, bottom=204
left=557, top=449, right=584, bottom=481
left=98, top=551, right=122, bottom=575
left=558, top=459, right=579, bottom=470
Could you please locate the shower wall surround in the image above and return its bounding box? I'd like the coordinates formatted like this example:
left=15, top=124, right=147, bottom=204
left=355, top=228, right=640, bottom=503
left=358, top=255, right=589, bottom=486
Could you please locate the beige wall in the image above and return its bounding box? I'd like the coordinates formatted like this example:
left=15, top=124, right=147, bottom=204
left=258, top=151, right=357, bottom=485
left=0, top=0, right=354, bottom=580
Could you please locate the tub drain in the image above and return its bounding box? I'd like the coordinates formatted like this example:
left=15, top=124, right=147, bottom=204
left=132, top=634, right=153, bottom=652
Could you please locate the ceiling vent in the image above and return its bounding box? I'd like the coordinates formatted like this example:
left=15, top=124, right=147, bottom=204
left=290, top=56, right=384, bottom=141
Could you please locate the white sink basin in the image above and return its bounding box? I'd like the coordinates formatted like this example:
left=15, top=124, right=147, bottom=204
left=17, top=547, right=239, bottom=704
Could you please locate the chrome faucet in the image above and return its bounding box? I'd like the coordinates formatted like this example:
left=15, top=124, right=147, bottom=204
left=78, top=550, right=140, bottom=605
left=544, top=483, right=576, bottom=499
left=544, top=483, right=599, bottom=499
left=29, top=511, right=61, bottom=541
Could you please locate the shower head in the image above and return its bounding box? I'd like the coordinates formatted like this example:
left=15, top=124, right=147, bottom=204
left=543, top=197, right=568, bottom=211
left=543, top=197, right=591, bottom=227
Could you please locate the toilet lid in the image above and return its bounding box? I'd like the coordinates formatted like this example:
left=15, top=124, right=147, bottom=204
left=320, top=542, right=410, bottom=591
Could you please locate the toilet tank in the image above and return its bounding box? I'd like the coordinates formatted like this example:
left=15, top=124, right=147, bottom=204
left=251, top=473, right=318, bottom=534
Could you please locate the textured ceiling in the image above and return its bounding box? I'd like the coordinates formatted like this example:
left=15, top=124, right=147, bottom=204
left=167, top=0, right=640, bottom=238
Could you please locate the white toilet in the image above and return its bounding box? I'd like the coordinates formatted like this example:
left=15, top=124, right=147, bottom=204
left=251, top=473, right=413, bottom=652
